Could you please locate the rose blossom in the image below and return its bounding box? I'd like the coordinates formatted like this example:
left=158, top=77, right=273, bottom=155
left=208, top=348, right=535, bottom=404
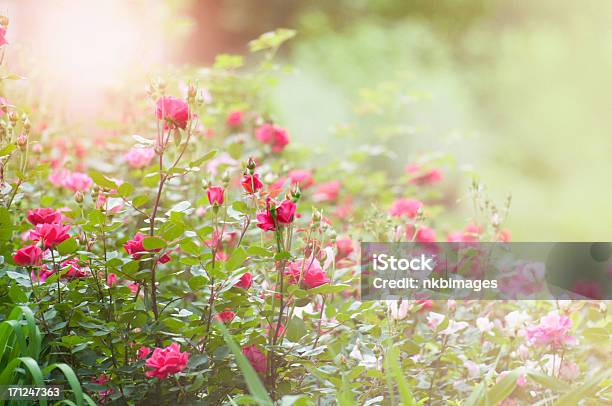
left=526, top=311, right=576, bottom=348
left=242, top=345, right=267, bottom=374
left=241, top=173, right=263, bottom=193
left=288, top=169, right=314, bottom=189
left=13, top=245, right=43, bottom=266
left=27, top=208, right=63, bottom=225
left=63, top=172, right=93, bottom=192
left=226, top=110, right=243, bottom=127
left=137, top=347, right=151, bottom=360
left=255, top=123, right=289, bottom=152
left=107, top=273, right=118, bottom=286
left=335, top=238, right=354, bottom=261
left=156, top=96, right=189, bottom=130
left=313, top=180, right=340, bottom=202
left=207, top=186, right=225, bottom=206
left=125, top=147, right=155, bottom=169
left=123, top=232, right=171, bottom=263
left=0, top=26, right=7, bottom=47
left=235, top=272, right=252, bottom=289
left=285, top=258, right=330, bottom=288
left=276, top=199, right=296, bottom=224
left=31, top=266, right=55, bottom=282
left=61, top=259, right=89, bottom=278
left=145, top=343, right=189, bottom=379
left=29, top=223, right=70, bottom=248
left=217, top=310, right=235, bottom=324
left=389, top=198, right=423, bottom=218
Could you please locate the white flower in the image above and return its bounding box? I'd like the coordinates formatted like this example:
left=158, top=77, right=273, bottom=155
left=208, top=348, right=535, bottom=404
left=476, top=317, right=494, bottom=334
left=504, top=310, right=531, bottom=336
left=427, top=312, right=445, bottom=330
left=387, top=300, right=410, bottom=320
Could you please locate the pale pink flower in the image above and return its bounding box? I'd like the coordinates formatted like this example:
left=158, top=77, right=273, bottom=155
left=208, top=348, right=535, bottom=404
left=427, top=312, right=445, bottom=330
left=63, top=172, right=93, bottom=192
left=559, top=360, right=580, bottom=381
left=527, top=311, right=576, bottom=348
left=476, top=317, right=494, bottom=334
left=125, top=147, right=155, bottom=169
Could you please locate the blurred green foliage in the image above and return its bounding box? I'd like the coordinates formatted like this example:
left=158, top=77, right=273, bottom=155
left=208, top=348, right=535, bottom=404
left=223, top=0, right=612, bottom=240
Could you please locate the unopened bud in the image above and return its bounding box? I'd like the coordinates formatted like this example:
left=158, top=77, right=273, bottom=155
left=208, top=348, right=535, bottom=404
left=8, top=112, right=17, bottom=126
left=17, top=133, right=27, bottom=150
left=312, top=210, right=322, bottom=223
left=221, top=170, right=231, bottom=184
left=0, top=15, right=9, bottom=28
left=187, top=83, right=197, bottom=100
left=74, top=191, right=84, bottom=203
left=247, top=157, right=256, bottom=173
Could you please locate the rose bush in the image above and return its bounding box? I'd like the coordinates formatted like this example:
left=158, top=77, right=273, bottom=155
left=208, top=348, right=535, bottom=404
left=0, top=22, right=609, bottom=406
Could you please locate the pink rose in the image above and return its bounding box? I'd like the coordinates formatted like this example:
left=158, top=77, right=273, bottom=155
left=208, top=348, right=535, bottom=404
left=526, top=311, right=576, bottom=348
left=13, top=244, right=43, bottom=266
left=27, top=208, right=63, bottom=225
left=313, top=181, right=340, bottom=202
left=0, top=26, right=7, bottom=47
left=31, top=266, right=55, bottom=282
left=29, top=223, right=71, bottom=248
left=207, top=186, right=225, bottom=206
left=156, top=96, right=190, bottom=130
left=242, top=345, right=267, bottom=374
left=256, top=211, right=276, bottom=231
left=107, top=273, right=118, bottom=286
left=285, top=258, right=330, bottom=288
left=335, top=238, right=354, bottom=261
left=61, top=259, right=89, bottom=278
left=226, top=110, right=243, bottom=127
left=137, top=347, right=152, bottom=360
left=255, top=123, right=289, bottom=153
left=145, top=343, right=189, bottom=379
left=63, top=172, right=93, bottom=192
left=389, top=198, right=423, bottom=218
left=275, top=199, right=296, bottom=224
left=288, top=169, right=314, bottom=189
left=123, top=232, right=171, bottom=264
left=125, top=147, right=155, bottom=169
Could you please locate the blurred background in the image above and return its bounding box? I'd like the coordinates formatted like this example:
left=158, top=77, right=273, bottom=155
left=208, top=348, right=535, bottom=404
left=3, top=0, right=611, bottom=240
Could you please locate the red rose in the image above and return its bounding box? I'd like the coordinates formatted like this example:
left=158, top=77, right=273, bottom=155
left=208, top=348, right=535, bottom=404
left=145, top=343, right=189, bottom=379
left=288, top=169, right=314, bottom=189
left=13, top=244, right=43, bottom=266
left=137, top=347, right=151, bottom=360
left=242, top=345, right=267, bottom=374
left=207, top=186, right=225, bottom=206
left=217, top=310, right=235, bottom=324
left=27, top=208, right=63, bottom=225
left=61, top=259, right=89, bottom=278
left=241, top=173, right=263, bottom=194
left=256, top=211, right=276, bottom=231
left=155, top=96, right=190, bottom=130
left=335, top=238, right=354, bottom=261
left=235, top=272, right=252, bottom=289
left=275, top=200, right=296, bottom=224
left=123, top=232, right=171, bottom=263
left=29, top=223, right=70, bottom=248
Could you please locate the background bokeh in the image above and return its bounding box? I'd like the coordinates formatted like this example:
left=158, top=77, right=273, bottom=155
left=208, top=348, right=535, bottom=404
left=4, top=0, right=611, bottom=240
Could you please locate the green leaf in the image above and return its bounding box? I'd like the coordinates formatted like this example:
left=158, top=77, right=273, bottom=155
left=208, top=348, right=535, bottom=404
left=142, top=236, right=166, bottom=250
left=247, top=245, right=273, bottom=257
left=384, top=344, right=416, bottom=406
left=8, top=284, right=28, bottom=303
left=552, top=369, right=610, bottom=406
left=307, top=284, right=349, bottom=295
left=190, top=149, right=217, bottom=167
left=88, top=170, right=118, bottom=189
left=180, top=239, right=201, bottom=256
left=132, top=195, right=149, bottom=208
left=117, top=182, right=134, bottom=197
left=57, top=238, right=78, bottom=255
left=188, top=276, right=208, bottom=290
left=213, top=54, right=244, bottom=69
left=226, top=247, right=247, bottom=272
left=249, top=29, right=296, bottom=52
